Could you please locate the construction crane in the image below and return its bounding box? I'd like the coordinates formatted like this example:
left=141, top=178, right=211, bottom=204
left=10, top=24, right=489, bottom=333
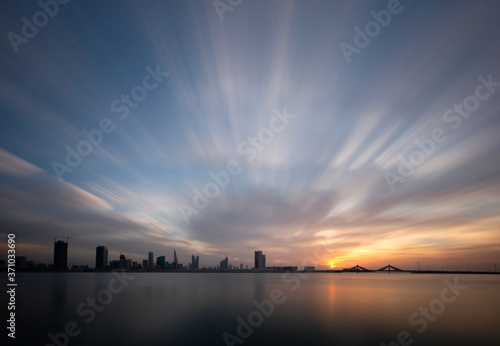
left=52, top=236, right=73, bottom=242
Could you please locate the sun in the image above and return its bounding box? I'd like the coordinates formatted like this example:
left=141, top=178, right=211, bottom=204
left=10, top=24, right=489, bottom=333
left=329, top=262, right=335, bottom=269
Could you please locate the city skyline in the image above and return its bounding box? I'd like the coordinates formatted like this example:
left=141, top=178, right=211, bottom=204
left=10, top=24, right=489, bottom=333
left=7, top=239, right=498, bottom=272
left=10, top=239, right=277, bottom=270
left=0, top=1, right=499, bottom=271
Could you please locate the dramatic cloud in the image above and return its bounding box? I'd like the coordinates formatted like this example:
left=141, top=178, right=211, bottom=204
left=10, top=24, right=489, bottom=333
left=0, top=0, right=499, bottom=270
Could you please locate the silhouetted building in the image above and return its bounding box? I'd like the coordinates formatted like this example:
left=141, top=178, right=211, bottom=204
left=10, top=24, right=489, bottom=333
left=53, top=240, right=68, bottom=270
left=157, top=256, right=166, bottom=268
left=95, top=246, right=108, bottom=268
left=267, top=266, right=298, bottom=272
left=191, top=255, right=199, bottom=270
left=173, top=249, right=178, bottom=269
left=110, top=260, right=121, bottom=269
left=15, top=256, right=27, bottom=269
left=119, top=254, right=131, bottom=269
left=255, top=250, right=265, bottom=269
left=148, top=252, right=154, bottom=268
left=142, top=259, right=148, bottom=268
left=220, top=257, right=228, bottom=270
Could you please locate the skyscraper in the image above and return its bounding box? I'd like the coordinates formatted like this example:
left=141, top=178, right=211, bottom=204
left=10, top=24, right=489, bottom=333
left=53, top=240, right=68, bottom=270
left=255, top=250, right=263, bottom=269
left=173, top=249, right=178, bottom=269
left=95, top=246, right=108, bottom=269
left=148, top=252, right=154, bottom=268
left=220, top=257, right=228, bottom=270
left=157, top=256, right=166, bottom=268
left=262, top=254, right=266, bottom=269
left=191, top=255, right=199, bottom=270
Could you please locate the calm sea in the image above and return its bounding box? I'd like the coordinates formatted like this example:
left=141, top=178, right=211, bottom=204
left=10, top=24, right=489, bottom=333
left=9, top=272, right=500, bottom=345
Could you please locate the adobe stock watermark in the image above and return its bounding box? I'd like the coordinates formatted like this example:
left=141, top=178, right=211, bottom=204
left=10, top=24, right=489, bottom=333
left=380, top=277, right=467, bottom=346
left=222, top=243, right=334, bottom=345
left=384, top=74, right=499, bottom=192
left=178, top=107, right=297, bottom=224
left=45, top=271, right=135, bottom=346
left=7, top=0, right=72, bottom=54
left=51, top=64, right=169, bottom=182
left=339, top=0, right=412, bottom=64
left=212, top=0, right=244, bottom=22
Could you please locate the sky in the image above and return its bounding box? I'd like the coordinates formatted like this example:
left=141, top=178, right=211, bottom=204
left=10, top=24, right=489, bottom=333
left=0, top=0, right=499, bottom=270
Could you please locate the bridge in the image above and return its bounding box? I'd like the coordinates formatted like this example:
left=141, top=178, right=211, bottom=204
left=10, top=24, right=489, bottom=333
left=376, top=264, right=403, bottom=272
left=343, top=265, right=372, bottom=272
left=342, top=264, right=405, bottom=272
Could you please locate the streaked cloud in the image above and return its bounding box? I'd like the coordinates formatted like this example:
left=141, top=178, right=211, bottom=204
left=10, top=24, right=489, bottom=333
left=0, top=0, right=499, bottom=270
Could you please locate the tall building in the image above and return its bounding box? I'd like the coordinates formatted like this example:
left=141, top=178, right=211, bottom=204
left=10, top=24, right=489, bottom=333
left=95, top=246, right=108, bottom=268
left=254, top=250, right=263, bottom=269
left=148, top=252, right=154, bottom=268
left=53, top=240, right=68, bottom=270
left=262, top=255, right=266, bottom=269
left=220, top=257, right=229, bottom=269
left=173, top=249, right=178, bottom=269
left=157, top=256, right=166, bottom=268
left=191, top=255, right=199, bottom=270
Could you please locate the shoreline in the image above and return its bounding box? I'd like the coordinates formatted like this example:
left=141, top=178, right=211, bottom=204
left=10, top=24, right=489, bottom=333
left=3, top=269, right=499, bottom=275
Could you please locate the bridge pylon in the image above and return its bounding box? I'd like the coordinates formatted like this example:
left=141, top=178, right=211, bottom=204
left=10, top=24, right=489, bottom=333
left=376, top=264, right=403, bottom=272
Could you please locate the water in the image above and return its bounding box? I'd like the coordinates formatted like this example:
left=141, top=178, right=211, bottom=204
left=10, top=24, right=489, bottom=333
left=9, top=272, right=500, bottom=345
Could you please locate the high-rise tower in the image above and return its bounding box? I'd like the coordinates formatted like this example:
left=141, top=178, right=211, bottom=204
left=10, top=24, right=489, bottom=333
left=95, top=246, right=108, bottom=268
left=173, top=249, right=178, bottom=269
left=148, top=252, right=154, bottom=268
left=53, top=240, right=68, bottom=270
left=254, top=251, right=267, bottom=269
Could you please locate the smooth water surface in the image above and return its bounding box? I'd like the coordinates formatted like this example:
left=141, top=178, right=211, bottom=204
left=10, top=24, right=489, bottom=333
left=9, top=272, right=500, bottom=345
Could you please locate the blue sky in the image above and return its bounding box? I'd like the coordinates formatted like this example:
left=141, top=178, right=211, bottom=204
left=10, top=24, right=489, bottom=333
left=1, top=0, right=499, bottom=269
